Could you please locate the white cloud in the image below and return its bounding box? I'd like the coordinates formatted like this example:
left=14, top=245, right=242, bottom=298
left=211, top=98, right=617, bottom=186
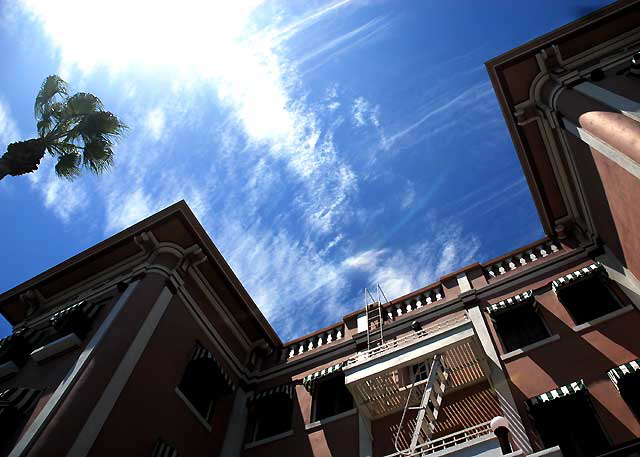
left=384, top=81, right=495, bottom=149
left=401, top=185, right=416, bottom=209
left=352, top=96, right=380, bottom=128
left=214, top=216, right=351, bottom=338
left=341, top=221, right=482, bottom=301
left=10, top=0, right=489, bottom=341
left=145, top=108, right=166, bottom=142
left=28, top=156, right=89, bottom=223
left=19, top=0, right=363, bottom=239
left=295, top=15, right=391, bottom=67
left=0, top=97, right=19, bottom=147
left=343, top=249, right=387, bottom=270
left=105, top=187, right=152, bottom=233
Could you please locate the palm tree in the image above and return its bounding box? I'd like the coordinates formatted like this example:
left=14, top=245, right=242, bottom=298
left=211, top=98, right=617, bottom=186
left=0, top=75, right=127, bottom=181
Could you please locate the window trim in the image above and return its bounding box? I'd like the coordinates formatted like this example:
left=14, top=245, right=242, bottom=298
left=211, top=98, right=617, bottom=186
left=305, top=408, right=357, bottom=431
left=500, top=334, right=560, bottom=361
left=174, top=386, right=212, bottom=432
left=572, top=304, right=634, bottom=333
left=244, top=429, right=294, bottom=449
left=30, top=333, right=82, bottom=363
left=310, top=373, right=353, bottom=423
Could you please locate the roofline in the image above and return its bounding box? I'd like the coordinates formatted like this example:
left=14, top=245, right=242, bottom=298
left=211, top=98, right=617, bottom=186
left=485, top=1, right=640, bottom=70
left=0, top=200, right=282, bottom=347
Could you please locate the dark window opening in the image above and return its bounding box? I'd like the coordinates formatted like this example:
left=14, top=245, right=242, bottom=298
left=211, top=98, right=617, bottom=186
left=530, top=392, right=609, bottom=457
left=312, top=374, right=353, bottom=421
left=618, top=372, right=640, bottom=419
left=411, top=361, right=430, bottom=383
left=178, top=358, right=224, bottom=421
left=247, top=392, right=293, bottom=442
left=0, top=334, right=31, bottom=367
left=0, top=405, right=19, bottom=445
left=558, top=277, right=621, bottom=325
left=494, top=304, right=550, bottom=353
left=51, top=309, right=92, bottom=340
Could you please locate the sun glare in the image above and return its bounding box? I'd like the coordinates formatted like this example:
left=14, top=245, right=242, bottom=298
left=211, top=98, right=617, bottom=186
left=22, top=0, right=265, bottom=75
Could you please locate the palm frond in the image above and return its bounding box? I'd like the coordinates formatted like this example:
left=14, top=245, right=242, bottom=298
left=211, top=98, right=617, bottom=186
left=82, top=138, right=114, bottom=174
left=68, top=110, right=127, bottom=144
left=54, top=152, right=81, bottom=179
left=34, top=75, right=68, bottom=120
left=66, top=92, right=103, bottom=116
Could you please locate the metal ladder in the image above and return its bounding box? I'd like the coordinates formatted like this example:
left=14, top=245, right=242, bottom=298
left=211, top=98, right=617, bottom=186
left=394, top=355, right=449, bottom=455
left=365, top=285, right=388, bottom=350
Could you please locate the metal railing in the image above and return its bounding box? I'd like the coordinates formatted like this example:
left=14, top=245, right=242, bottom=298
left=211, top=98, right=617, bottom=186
left=385, top=420, right=493, bottom=457
left=345, top=314, right=470, bottom=368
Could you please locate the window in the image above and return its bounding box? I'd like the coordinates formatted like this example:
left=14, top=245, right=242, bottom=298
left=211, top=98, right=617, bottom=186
left=616, top=371, right=640, bottom=419
left=0, top=388, right=41, bottom=446
left=529, top=392, right=609, bottom=457
left=558, top=277, right=621, bottom=325
left=177, top=344, right=230, bottom=422
left=410, top=361, right=430, bottom=383
left=246, top=390, right=293, bottom=442
left=312, top=373, right=353, bottom=421
left=493, top=303, right=550, bottom=353
left=0, top=333, right=31, bottom=367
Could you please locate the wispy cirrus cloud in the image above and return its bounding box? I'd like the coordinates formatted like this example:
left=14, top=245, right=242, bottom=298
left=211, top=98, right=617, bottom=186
left=0, top=97, right=19, bottom=147
left=8, top=0, right=494, bottom=342
left=27, top=156, right=89, bottom=223
left=294, top=15, right=393, bottom=68
left=342, top=220, right=481, bottom=300
left=383, top=80, right=496, bottom=150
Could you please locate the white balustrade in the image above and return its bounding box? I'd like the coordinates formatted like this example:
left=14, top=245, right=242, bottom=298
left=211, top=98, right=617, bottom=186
left=483, top=240, right=562, bottom=281
left=285, top=325, right=346, bottom=359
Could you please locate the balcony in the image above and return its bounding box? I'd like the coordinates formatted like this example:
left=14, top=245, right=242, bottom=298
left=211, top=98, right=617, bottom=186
left=343, top=313, right=487, bottom=419
left=385, top=421, right=504, bottom=457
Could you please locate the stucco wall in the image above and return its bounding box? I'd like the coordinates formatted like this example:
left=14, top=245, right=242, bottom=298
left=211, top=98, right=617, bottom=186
left=482, top=260, right=640, bottom=449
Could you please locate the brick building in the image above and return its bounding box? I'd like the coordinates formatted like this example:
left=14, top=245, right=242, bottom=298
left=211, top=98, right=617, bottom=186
left=0, top=1, right=639, bottom=456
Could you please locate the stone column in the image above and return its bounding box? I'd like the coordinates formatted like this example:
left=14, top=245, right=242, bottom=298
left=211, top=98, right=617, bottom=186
left=358, top=412, right=373, bottom=457
left=543, top=79, right=640, bottom=174
left=220, top=387, right=248, bottom=457
left=467, top=305, right=533, bottom=454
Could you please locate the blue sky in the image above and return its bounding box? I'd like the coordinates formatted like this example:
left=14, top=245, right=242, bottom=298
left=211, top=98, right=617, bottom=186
left=0, top=0, right=615, bottom=341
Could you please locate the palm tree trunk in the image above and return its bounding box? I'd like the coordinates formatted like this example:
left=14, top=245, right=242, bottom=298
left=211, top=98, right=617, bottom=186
left=0, top=139, right=46, bottom=181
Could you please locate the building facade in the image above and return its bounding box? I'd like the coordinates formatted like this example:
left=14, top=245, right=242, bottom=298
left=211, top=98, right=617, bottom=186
left=1, top=1, right=640, bottom=456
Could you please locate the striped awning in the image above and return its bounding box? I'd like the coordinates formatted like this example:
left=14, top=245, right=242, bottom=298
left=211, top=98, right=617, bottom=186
left=486, top=290, right=534, bottom=315
left=0, top=387, right=42, bottom=414
left=526, top=380, right=586, bottom=408
left=50, top=300, right=101, bottom=327
left=247, top=383, right=295, bottom=404
left=303, top=362, right=344, bottom=391
left=608, top=359, right=640, bottom=390
left=191, top=343, right=235, bottom=393
left=152, top=439, right=179, bottom=457
left=552, top=263, right=604, bottom=292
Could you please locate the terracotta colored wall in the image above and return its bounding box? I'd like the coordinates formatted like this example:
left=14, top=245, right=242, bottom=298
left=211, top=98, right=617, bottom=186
left=88, top=292, right=235, bottom=457
left=588, top=144, right=640, bottom=279
left=0, top=290, right=121, bottom=456
left=182, top=273, right=250, bottom=364
left=565, top=133, right=639, bottom=278
left=241, top=382, right=359, bottom=457
left=482, top=261, right=640, bottom=449
left=27, top=273, right=168, bottom=457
